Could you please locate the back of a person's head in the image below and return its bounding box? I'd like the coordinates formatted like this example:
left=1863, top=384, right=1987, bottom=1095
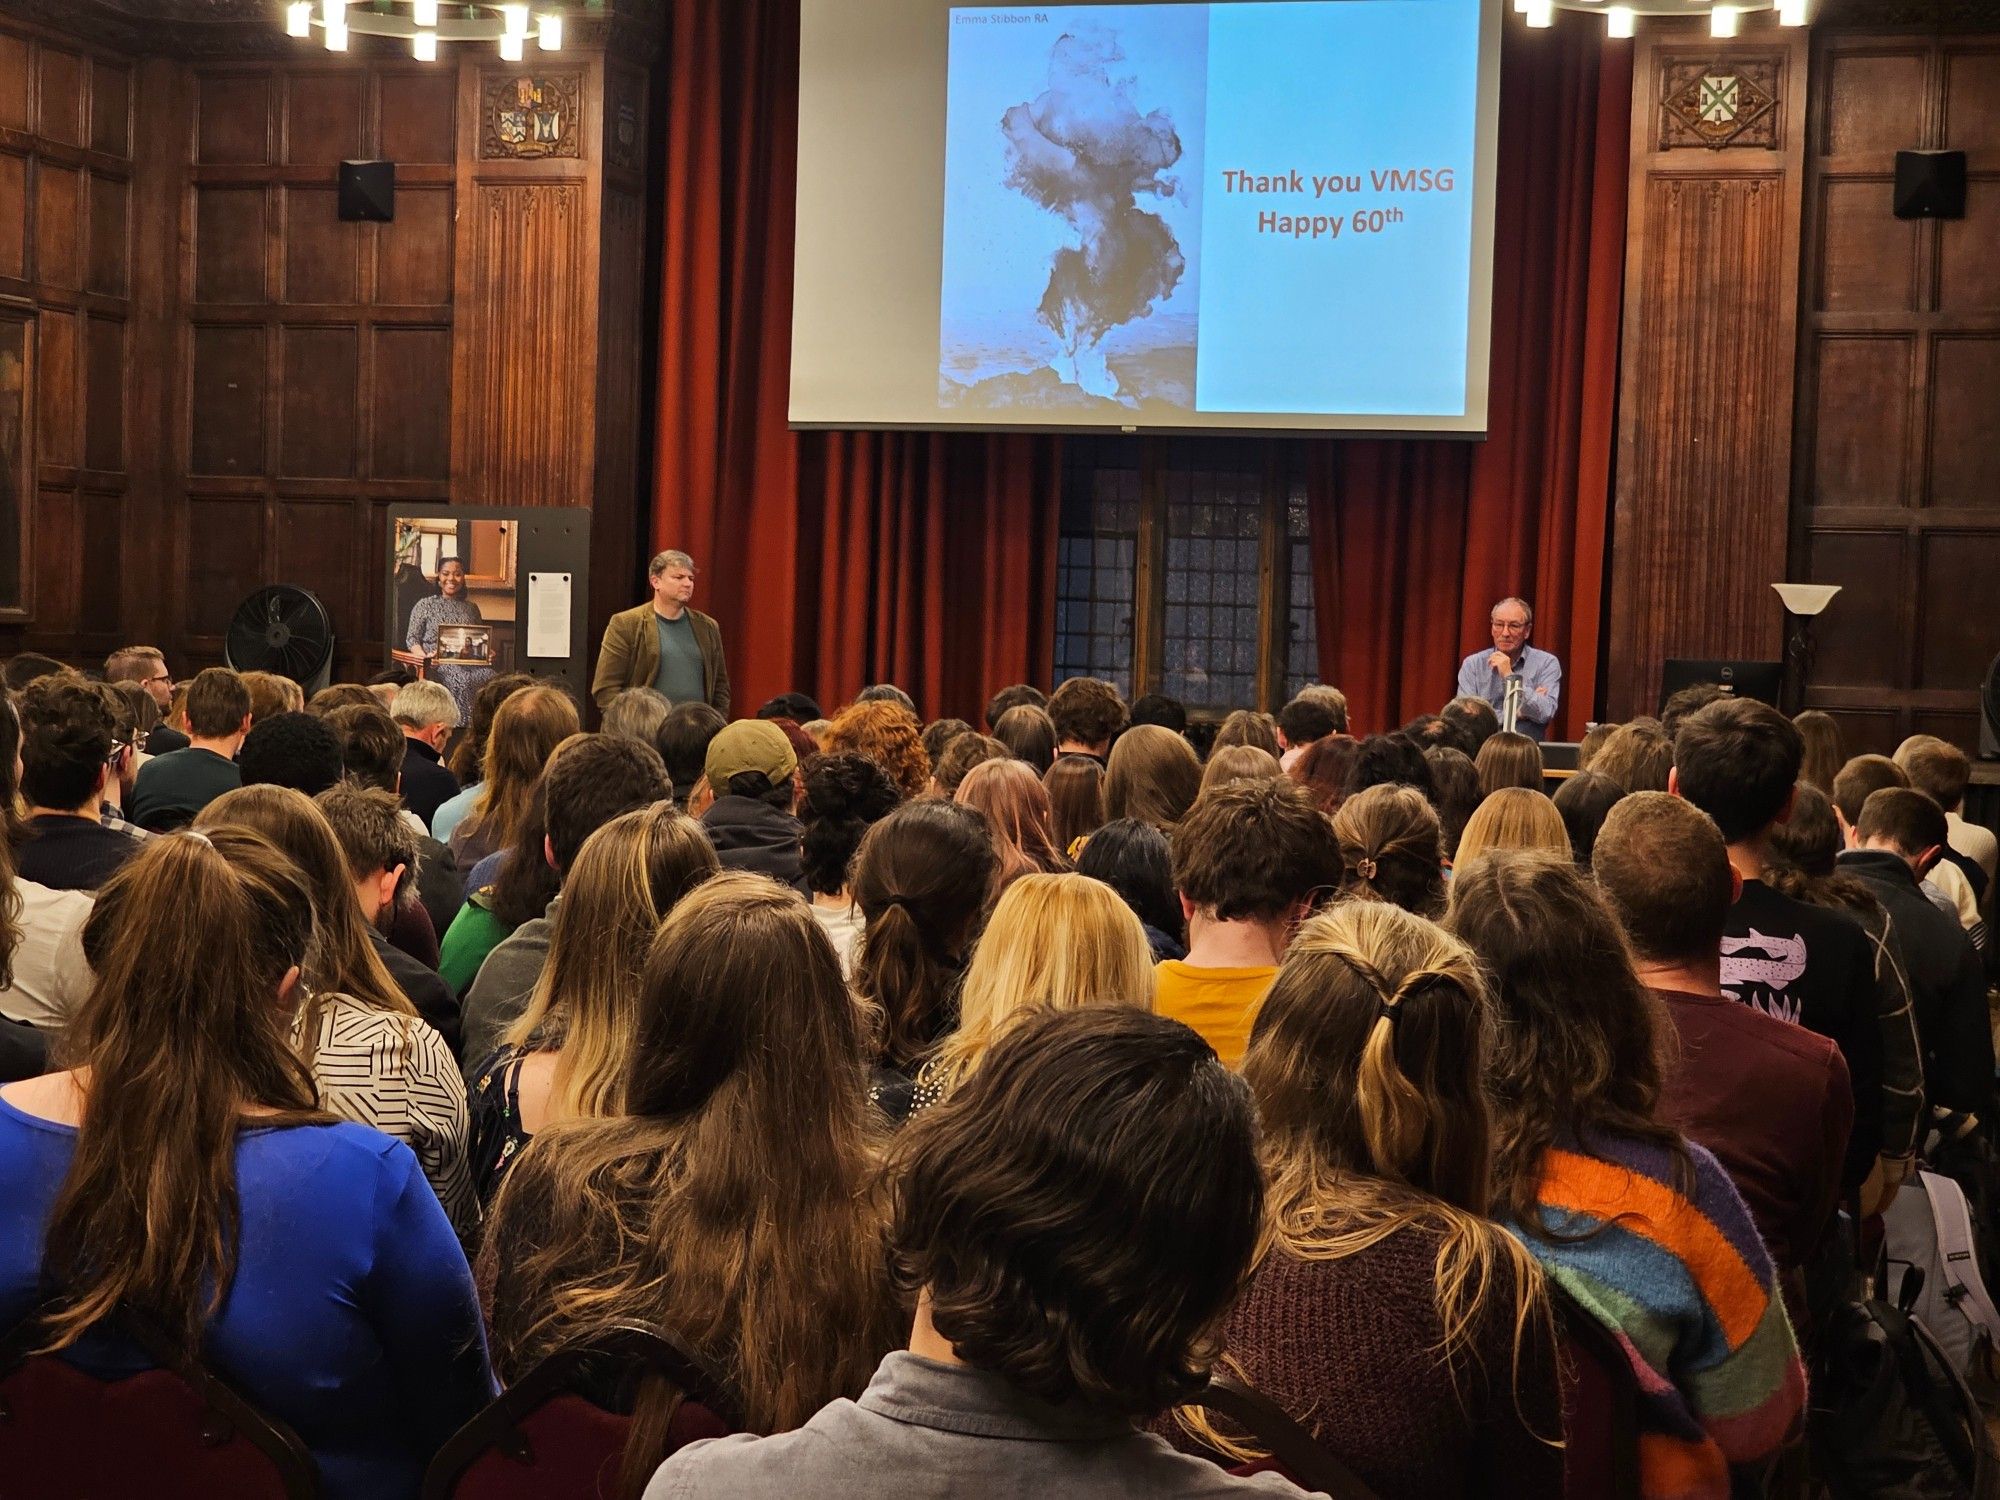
left=4, top=652, right=70, bottom=694
left=314, top=779, right=417, bottom=885
left=799, top=750, right=904, bottom=896
left=1766, top=780, right=1843, bottom=882
left=888, top=1006, right=1262, bottom=1418
left=103, top=679, right=160, bottom=745
left=1332, top=783, right=1445, bottom=917
left=1277, top=694, right=1340, bottom=749
left=934, top=731, right=1008, bottom=798
left=852, top=800, right=999, bottom=1065
left=653, top=700, right=727, bottom=797
left=1046, top=676, right=1128, bottom=750
left=1659, top=682, right=1730, bottom=740
left=237, top=710, right=345, bottom=797
left=1212, top=708, right=1280, bottom=758
left=1589, top=722, right=1671, bottom=794
left=324, top=702, right=406, bottom=793
left=1440, top=695, right=1500, bottom=754
left=921, top=717, right=974, bottom=770
left=1456, top=787, right=1570, bottom=866
left=1102, top=723, right=1202, bottom=832
left=1043, top=754, right=1107, bottom=854
left=1894, top=734, right=1971, bottom=814
left=1592, top=792, right=1734, bottom=968
left=855, top=682, right=918, bottom=715
left=1295, top=684, right=1350, bottom=734
left=1289, top=733, right=1359, bottom=814
left=239, top=671, right=299, bottom=725
left=542, top=732, right=671, bottom=875
left=1171, top=777, right=1342, bottom=924
left=1575, top=722, right=1615, bottom=771
left=820, top=699, right=930, bottom=800
left=601, top=687, right=671, bottom=747
left=1551, top=771, right=1625, bottom=869
left=956, top=756, right=1063, bottom=883
left=757, top=691, right=823, bottom=724
left=17, top=675, right=117, bottom=811
left=1345, top=732, right=1435, bottom=803
left=1857, top=786, right=1949, bottom=862
left=1472, top=730, right=1543, bottom=799
left=390, top=678, right=460, bottom=734
left=183, top=666, right=252, bottom=739
left=450, top=670, right=535, bottom=781
left=1423, top=746, right=1481, bottom=858
left=984, top=683, right=1047, bottom=731
left=472, top=685, right=582, bottom=840
left=991, top=703, right=1057, bottom=774
left=1200, top=742, right=1281, bottom=798
left=1128, top=693, right=1188, bottom=734
left=1831, top=752, right=1907, bottom=828
left=50, top=828, right=318, bottom=1357
left=1794, top=710, right=1844, bottom=794
left=305, top=682, right=377, bottom=718
left=1672, top=697, right=1802, bottom=842
left=1075, top=817, right=1182, bottom=945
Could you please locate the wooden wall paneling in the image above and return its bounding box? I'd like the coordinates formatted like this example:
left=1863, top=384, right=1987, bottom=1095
left=1607, top=22, right=1812, bottom=719
left=1794, top=32, right=2000, bottom=753
left=0, top=152, right=26, bottom=280
left=0, top=31, right=27, bottom=132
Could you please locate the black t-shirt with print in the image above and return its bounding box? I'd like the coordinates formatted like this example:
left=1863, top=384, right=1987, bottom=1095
left=1721, top=878, right=1882, bottom=1190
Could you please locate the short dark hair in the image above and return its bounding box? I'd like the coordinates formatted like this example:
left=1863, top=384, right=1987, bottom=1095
left=1277, top=696, right=1339, bottom=749
left=543, top=732, right=671, bottom=874
left=799, top=750, right=904, bottom=895
left=888, top=1007, right=1262, bottom=1417
left=1592, top=792, right=1732, bottom=964
left=1075, top=817, right=1183, bottom=946
left=1552, top=770, right=1626, bottom=870
left=1047, top=677, right=1127, bottom=750
left=184, top=667, right=253, bottom=739
left=1672, top=698, right=1802, bottom=843
left=1404, top=715, right=1475, bottom=758
left=1831, top=753, right=1906, bottom=828
left=1896, top=736, right=1971, bottom=813
left=1856, top=786, right=1948, bottom=861
left=1170, top=777, right=1342, bottom=923
left=991, top=705, right=1057, bottom=775
left=1440, top=696, right=1500, bottom=754
left=984, top=683, right=1046, bottom=731
left=238, top=711, right=345, bottom=797
left=1343, top=733, right=1435, bottom=804
left=1660, top=682, right=1730, bottom=739
left=757, top=692, right=823, bottom=723
left=1128, top=694, right=1188, bottom=734
left=4, top=653, right=70, bottom=693
left=921, top=718, right=974, bottom=770
left=17, top=676, right=118, bottom=810
left=315, top=780, right=417, bottom=883
left=855, top=683, right=917, bottom=715
left=1423, top=747, right=1481, bottom=859
left=654, top=702, right=726, bottom=800
left=324, top=703, right=406, bottom=793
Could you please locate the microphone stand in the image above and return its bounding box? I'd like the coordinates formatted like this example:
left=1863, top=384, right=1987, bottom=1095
left=1501, top=673, right=1523, bottom=736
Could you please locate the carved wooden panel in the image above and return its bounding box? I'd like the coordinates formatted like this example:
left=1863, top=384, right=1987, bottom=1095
left=34, top=164, right=81, bottom=291
left=84, top=315, right=122, bottom=473
left=1818, top=178, right=1919, bottom=311
left=478, top=72, right=582, bottom=160
left=90, top=59, right=128, bottom=156
left=375, top=186, right=452, bottom=305
left=86, top=172, right=127, bottom=297
left=36, top=308, right=76, bottom=470
left=1929, top=337, right=2000, bottom=507
left=36, top=46, right=85, bottom=147
left=1944, top=47, right=2000, bottom=147
left=0, top=153, right=24, bottom=280
left=1810, top=336, right=1911, bottom=506
left=195, top=186, right=266, bottom=303
left=1938, top=186, right=2000, bottom=310
left=1824, top=49, right=1925, bottom=153
left=1658, top=56, right=1784, bottom=150
left=283, top=187, right=359, bottom=304
left=0, top=34, right=26, bottom=132
left=1807, top=528, right=1905, bottom=688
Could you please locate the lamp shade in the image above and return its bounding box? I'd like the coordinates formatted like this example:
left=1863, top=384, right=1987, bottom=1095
left=1771, top=582, right=1842, bottom=617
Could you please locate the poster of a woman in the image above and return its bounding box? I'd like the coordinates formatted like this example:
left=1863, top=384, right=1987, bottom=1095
left=406, top=557, right=493, bottom=724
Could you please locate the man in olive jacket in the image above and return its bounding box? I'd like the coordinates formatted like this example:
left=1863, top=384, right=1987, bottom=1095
left=591, top=549, right=731, bottom=715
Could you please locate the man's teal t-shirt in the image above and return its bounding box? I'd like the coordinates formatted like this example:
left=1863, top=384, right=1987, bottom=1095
left=652, top=610, right=706, bottom=706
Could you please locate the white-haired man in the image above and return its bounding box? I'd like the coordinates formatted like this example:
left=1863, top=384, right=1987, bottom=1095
left=591, top=549, right=731, bottom=715
left=390, top=678, right=462, bottom=829
left=1454, top=596, right=1561, bottom=742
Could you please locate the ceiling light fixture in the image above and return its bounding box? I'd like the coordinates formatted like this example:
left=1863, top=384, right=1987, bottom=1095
left=282, top=2, right=567, bottom=56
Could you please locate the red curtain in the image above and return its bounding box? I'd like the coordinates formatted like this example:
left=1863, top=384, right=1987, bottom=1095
left=1307, top=19, right=1632, bottom=739
left=652, top=0, right=1628, bottom=730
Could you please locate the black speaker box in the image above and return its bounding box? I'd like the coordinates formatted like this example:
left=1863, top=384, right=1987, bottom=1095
left=1893, top=150, right=1966, bottom=220
left=338, top=160, right=395, bottom=222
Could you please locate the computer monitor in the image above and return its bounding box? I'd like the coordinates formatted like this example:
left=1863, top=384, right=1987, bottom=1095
left=1659, top=659, right=1784, bottom=709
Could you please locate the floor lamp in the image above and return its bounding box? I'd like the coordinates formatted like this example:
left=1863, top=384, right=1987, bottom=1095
left=1772, top=583, right=1841, bottom=716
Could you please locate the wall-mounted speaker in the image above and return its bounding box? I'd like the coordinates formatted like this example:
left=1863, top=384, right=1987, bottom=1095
left=338, top=160, right=396, bottom=222
left=1893, top=150, right=1966, bottom=220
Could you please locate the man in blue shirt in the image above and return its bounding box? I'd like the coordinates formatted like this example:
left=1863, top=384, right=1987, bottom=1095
left=1454, top=595, right=1560, bottom=742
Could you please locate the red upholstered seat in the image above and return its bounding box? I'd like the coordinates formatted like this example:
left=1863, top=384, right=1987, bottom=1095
left=446, top=1395, right=731, bottom=1500
left=1554, top=1288, right=1641, bottom=1500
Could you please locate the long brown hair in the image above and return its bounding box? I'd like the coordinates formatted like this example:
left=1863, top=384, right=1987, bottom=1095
left=197, top=785, right=413, bottom=1047
left=955, top=756, right=1065, bottom=885
left=483, top=873, right=901, bottom=1437
left=502, top=804, right=719, bottom=1120
left=459, top=685, right=579, bottom=851
left=1444, top=849, right=1686, bottom=1233
left=1043, top=753, right=1106, bottom=854
left=449, top=670, right=536, bottom=782
left=1455, top=787, right=1570, bottom=866
left=41, top=831, right=328, bottom=1357
left=1474, top=732, right=1543, bottom=799
left=1793, top=710, right=1844, bottom=796
left=1332, top=784, right=1445, bottom=916
left=1103, top=724, right=1201, bottom=832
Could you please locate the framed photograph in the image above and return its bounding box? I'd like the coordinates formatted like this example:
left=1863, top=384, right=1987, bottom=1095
left=434, top=623, right=494, bottom=666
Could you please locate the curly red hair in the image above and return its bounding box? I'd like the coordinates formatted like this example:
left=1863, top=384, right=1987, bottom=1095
left=820, top=699, right=932, bottom=800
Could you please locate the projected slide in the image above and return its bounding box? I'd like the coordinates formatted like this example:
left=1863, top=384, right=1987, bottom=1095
left=938, top=0, right=1481, bottom=420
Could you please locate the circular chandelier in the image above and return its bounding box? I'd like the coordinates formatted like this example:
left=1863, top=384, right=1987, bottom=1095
left=284, top=1, right=569, bottom=61
left=1520, top=0, right=1810, bottom=37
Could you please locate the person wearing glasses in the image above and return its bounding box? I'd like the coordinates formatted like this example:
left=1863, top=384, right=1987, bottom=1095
left=1455, top=596, right=1561, bottom=743
left=104, top=645, right=187, bottom=754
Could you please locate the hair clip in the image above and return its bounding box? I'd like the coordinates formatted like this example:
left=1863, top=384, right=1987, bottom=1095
left=1355, top=857, right=1378, bottom=881
left=178, top=828, right=214, bottom=849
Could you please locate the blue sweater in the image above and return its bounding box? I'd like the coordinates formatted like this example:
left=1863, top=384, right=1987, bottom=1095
left=0, top=1099, right=495, bottom=1500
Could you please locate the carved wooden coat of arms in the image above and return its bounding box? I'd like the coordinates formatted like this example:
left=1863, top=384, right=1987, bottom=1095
left=481, top=72, right=582, bottom=160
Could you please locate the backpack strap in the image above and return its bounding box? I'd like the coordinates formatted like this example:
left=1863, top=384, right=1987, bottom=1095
left=1196, top=1370, right=1383, bottom=1500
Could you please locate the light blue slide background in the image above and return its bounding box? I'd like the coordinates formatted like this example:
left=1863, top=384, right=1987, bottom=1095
left=1192, top=0, right=1481, bottom=415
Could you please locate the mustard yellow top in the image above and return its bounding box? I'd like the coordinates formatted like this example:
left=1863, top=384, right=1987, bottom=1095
left=1152, top=961, right=1279, bottom=1069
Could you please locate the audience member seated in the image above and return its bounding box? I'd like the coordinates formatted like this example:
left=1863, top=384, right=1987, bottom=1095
left=1658, top=683, right=1728, bottom=741
left=1440, top=695, right=1500, bottom=757
left=654, top=699, right=727, bottom=808
left=700, top=719, right=808, bottom=888
left=852, top=802, right=998, bottom=1122
left=1104, top=724, right=1202, bottom=833
left=1422, top=746, right=1481, bottom=862
left=439, top=781, right=557, bottom=996
left=820, top=699, right=932, bottom=801
left=1551, top=770, right=1624, bottom=870
left=1594, top=794, right=1852, bottom=1294
left=1287, top=735, right=1359, bottom=814
left=0, top=699, right=91, bottom=1038
left=922, top=716, right=974, bottom=769
left=462, top=734, right=672, bottom=1068
left=1331, top=783, right=1446, bottom=916
left=195, top=791, right=478, bottom=1240
left=1343, top=732, right=1435, bottom=804
left=238, top=709, right=345, bottom=796
left=1199, top=743, right=1282, bottom=799
left=955, top=756, right=1067, bottom=886
left=1673, top=699, right=1891, bottom=1194
left=992, top=703, right=1058, bottom=774
left=1158, top=779, right=1341, bottom=1068
left=432, top=672, right=535, bottom=845
left=984, top=683, right=1047, bottom=730
left=1275, top=694, right=1343, bottom=772
left=126, top=666, right=249, bottom=832
left=1212, top=708, right=1281, bottom=759
left=1472, top=729, right=1542, bottom=799
left=1454, top=785, right=1571, bottom=866
left=1896, top=734, right=1994, bottom=901
left=466, top=804, right=716, bottom=1204
left=1044, top=752, right=1107, bottom=855
left=325, top=701, right=464, bottom=951
left=1046, top=676, right=1128, bottom=766
left=913, top=872, right=1154, bottom=1111
left=97, top=681, right=157, bottom=831
left=799, top=751, right=903, bottom=976
left=0, top=831, right=492, bottom=1500
left=1589, top=721, right=1672, bottom=794
left=308, top=682, right=380, bottom=717
left=1828, top=751, right=1982, bottom=945
left=1128, top=692, right=1188, bottom=734
left=930, top=731, right=1007, bottom=799
left=1077, top=818, right=1187, bottom=961
left=482, top=873, right=903, bottom=1442
left=1195, top=900, right=1561, bottom=1496
left=1574, top=720, right=1614, bottom=771
left=856, top=682, right=917, bottom=714
left=390, top=680, right=463, bottom=830
left=759, top=691, right=824, bottom=724
left=449, top=684, right=581, bottom=868
left=1793, top=709, right=1843, bottom=795
left=13, top=676, right=141, bottom=891
left=1402, top=714, right=1473, bottom=758
left=603, top=686, right=673, bottom=748
left=2, top=652, right=67, bottom=692
left=241, top=670, right=303, bottom=725
left=316, top=781, right=462, bottom=1056
left=1839, top=787, right=1992, bottom=1124
left=103, top=645, right=184, bottom=755
left=646, top=1007, right=1294, bottom=1500
left=1446, top=849, right=1805, bottom=1497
